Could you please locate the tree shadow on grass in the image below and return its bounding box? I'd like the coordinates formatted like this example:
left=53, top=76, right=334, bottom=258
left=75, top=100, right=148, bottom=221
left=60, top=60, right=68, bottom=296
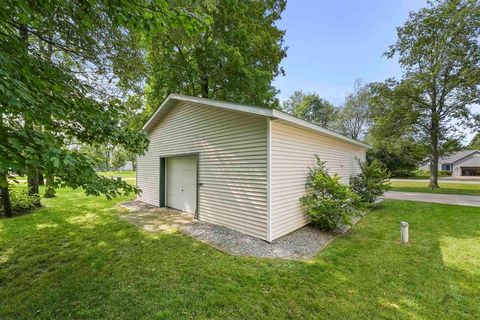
left=0, top=195, right=479, bottom=319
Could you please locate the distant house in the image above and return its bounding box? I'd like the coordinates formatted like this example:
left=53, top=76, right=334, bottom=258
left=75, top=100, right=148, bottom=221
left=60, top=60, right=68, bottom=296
left=117, top=161, right=133, bottom=171
left=419, top=150, right=480, bottom=177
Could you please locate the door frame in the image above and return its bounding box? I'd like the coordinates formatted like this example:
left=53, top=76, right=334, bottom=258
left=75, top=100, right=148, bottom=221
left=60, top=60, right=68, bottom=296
left=159, top=153, right=199, bottom=218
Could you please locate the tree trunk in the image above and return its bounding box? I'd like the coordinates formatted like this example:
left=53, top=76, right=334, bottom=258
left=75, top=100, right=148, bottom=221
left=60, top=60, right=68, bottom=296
left=20, top=25, right=40, bottom=196
left=19, top=24, right=29, bottom=44
left=0, top=174, right=12, bottom=217
left=429, top=113, right=440, bottom=188
left=105, top=148, right=111, bottom=172
left=37, top=168, right=44, bottom=186
left=199, top=62, right=209, bottom=98
left=200, top=78, right=209, bottom=98
left=0, top=106, right=11, bottom=216
left=38, top=39, right=53, bottom=189
left=44, top=172, right=55, bottom=198
left=132, top=158, right=137, bottom=171
left=27, top=169, right=39, bottom=196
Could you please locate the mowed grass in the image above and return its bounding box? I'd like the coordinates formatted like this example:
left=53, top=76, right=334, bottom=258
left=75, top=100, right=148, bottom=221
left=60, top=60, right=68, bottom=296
left=13, top=171, right=136, bottom=182
left=97, top=170, right=136, bottom=179
left=390, top=180, right=480, bottom=196
left=1, top=189, right=480, bottom=319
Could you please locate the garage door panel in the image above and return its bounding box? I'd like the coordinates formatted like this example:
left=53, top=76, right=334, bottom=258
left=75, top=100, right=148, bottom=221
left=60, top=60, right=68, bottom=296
left=461, top=166, right=480, bottom=176
left=166, top=156, right=197, bottom=213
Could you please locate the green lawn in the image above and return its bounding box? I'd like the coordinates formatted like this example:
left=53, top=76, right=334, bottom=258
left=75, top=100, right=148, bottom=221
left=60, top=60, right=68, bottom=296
left=1, top=189, right=479, bottom=319
left=97, top=170, right=136, bottom=179
left=14, top=171, right=136, bottom=181
left=390, top=180, right=480, bottom=196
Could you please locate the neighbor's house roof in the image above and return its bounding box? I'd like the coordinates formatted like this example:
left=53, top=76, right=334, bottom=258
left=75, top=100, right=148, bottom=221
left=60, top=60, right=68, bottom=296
left=443, top=150, right=480, bottom=163
left=421, top=150, right=480, bottom=165
left=143, top=94, right=370, bottom=149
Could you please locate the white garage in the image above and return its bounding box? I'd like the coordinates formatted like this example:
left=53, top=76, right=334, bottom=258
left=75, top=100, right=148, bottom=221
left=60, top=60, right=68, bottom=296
left=137, top=94, right=369, bottom=242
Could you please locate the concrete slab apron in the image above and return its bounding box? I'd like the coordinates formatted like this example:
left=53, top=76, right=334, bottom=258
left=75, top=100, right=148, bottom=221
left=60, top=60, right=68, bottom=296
left=120, top=201, right=194, bottom=232
left=384, top=191, right=480, bottom=207
left=120, top=200, right=361, bottom=260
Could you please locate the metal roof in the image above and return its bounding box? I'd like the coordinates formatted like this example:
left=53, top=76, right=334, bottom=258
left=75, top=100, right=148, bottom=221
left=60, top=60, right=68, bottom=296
left=142, top=94, right=371, bottom=149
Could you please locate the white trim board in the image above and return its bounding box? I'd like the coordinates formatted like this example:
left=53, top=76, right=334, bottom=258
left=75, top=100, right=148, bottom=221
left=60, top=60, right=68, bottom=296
left=266, top=118, right=272, bottom=242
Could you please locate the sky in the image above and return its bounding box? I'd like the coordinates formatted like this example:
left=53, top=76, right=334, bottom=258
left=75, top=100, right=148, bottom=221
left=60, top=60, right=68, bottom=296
left=273, top=0, right=425, bottom=105
left=273, top=0, right=478, bottom=142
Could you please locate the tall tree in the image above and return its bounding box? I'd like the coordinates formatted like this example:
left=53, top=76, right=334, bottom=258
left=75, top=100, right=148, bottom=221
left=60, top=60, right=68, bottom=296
left=382, top=0, right=480, bottom=187
left=334, top=79, right=372, bottom=140
left=366, top=140, right=426, bottom=177
left=0, top=0, right=199, bottom=215
left=368, top=80, right=428, bottom=176
left=144, top=0, right=287, bottom=109
left=282, top=91, right=336, bottom=128
left=468, top=133, right=480, bottom=150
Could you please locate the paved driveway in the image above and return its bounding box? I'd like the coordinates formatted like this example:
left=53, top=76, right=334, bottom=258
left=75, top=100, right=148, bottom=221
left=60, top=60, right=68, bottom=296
left=385, top=191, right=480, bottom=207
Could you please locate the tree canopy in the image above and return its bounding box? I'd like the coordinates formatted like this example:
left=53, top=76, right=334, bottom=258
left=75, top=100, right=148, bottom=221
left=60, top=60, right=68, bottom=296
left=0, top=0, right=289, bottom=216
left=0, top=0, right=202, bottom=216
left=334, top=79, right=372, bottom=140
left=372, top=0, right=480, bottom=186
left=366, top=80, right=427, bottom=176
left=144, top=0, right=287, bottom=110
left=281, top=91, right=336, bottom=128
left=468, top=133, right=480, bottom=150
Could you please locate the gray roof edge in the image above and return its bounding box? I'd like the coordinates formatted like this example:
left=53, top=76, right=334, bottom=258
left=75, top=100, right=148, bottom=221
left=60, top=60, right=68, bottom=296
left=142, top=94, right=370, bottom=149
left=421, top=150, right=480, bottom=164
left=451, top=150, right=480, bottom=164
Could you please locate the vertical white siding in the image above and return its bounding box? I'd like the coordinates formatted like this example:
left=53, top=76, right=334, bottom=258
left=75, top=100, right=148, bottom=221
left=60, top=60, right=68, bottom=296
left=270, top=120, right=367, bottom=240
left=137, top=101, right=268, bottom=240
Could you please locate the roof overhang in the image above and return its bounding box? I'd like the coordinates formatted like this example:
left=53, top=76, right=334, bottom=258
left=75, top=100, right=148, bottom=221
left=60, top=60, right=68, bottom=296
left=142, top=94, right=371, bottom=149
left=452, top=150, right=480, bottom=164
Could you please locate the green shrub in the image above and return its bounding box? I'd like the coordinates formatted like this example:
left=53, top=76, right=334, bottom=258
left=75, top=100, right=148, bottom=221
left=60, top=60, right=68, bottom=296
left=0, top=186, right=41, bottom=217
left=350, top=159, right=390, bottom=207
left=411, top=169, right=452, bottom=178
left=391, top=169, right=417, bottom=178
left=300, top=156, right=361, bottom=231
left=413, top=169, right=429, bottom=178
left=438, top=170, right=452, bottom=176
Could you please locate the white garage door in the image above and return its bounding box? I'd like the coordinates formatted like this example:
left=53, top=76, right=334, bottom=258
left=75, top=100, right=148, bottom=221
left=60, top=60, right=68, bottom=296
left=166, top=156, right=197, bottom=214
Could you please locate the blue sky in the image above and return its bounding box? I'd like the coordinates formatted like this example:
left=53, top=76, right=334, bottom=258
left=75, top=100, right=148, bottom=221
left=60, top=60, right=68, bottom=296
left=274, top=0, right=426, bottom=105
left=273, top=0, right=478, bottom=142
